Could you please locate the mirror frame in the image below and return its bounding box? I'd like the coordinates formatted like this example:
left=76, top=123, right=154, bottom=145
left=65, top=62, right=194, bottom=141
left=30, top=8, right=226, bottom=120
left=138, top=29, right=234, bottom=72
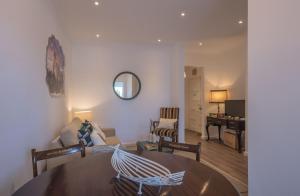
left=113, top=71, right=141, bottom=100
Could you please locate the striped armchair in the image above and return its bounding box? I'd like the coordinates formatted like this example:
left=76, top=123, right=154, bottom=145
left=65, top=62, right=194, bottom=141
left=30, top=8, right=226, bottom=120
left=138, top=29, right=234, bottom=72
left=150, top=107, right=179, bottom=142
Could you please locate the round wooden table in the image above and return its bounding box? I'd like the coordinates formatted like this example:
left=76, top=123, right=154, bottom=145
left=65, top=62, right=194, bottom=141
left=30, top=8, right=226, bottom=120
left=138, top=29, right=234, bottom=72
left=13, top=151, right=239, bottom=196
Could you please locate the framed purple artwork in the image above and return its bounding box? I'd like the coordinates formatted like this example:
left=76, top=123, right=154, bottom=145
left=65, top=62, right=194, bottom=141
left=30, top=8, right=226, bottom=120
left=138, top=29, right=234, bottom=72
left=46, top=35, right=65, bottom=97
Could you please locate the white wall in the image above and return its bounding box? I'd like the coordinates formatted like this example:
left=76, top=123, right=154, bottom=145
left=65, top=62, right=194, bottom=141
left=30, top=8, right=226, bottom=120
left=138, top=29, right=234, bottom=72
left=69, top=42, right=180, bottom=143
left=170, top=45, right=185, bottom=142
left=0, top=1, right=70, bottom=195
left=185, top=34, right=247, bottom=139
left=248, top=1, right=300, bottom=195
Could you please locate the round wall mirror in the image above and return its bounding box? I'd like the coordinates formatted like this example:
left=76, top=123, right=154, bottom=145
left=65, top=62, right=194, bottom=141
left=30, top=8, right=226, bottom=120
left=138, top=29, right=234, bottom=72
left=113, top=71, right=141, bottom=100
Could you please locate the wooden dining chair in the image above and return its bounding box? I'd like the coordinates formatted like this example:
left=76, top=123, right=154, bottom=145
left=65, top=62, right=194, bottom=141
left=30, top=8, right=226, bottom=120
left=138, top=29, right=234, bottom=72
left=158, top=138, right=201, bottom=162
left=31, top=141, right=85, bottom=177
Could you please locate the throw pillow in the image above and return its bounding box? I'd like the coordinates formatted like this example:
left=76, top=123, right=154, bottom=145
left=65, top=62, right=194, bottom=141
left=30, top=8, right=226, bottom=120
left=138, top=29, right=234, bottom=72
left=90, top=129, right=106, bottom=145
left=157, top=118, right=177, bottom=129
left=78, top=121, right=94, bottom=147
left=60, top=130, right=79, bottom=147
left=60, top=117, right=83, bottom=134
left=90, top=121, right=106, bottom=141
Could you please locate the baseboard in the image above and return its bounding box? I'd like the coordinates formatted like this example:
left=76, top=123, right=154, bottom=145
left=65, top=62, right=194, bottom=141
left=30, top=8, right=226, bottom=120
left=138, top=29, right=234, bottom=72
left=243, top=151, right=248, bottom=156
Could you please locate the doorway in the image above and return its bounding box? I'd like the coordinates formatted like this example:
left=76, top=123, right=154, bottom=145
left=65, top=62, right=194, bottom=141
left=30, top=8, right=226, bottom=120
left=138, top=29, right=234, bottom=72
left=184, top=66, right=204, bottom=134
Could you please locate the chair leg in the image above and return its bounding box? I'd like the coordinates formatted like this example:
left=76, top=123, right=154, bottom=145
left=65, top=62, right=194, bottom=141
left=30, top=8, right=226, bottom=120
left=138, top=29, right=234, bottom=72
left=158, top=186, right=162, bottom=194
left=138, top=182, right=143, bottom=195
left=116, top=172, right=121, bottom=179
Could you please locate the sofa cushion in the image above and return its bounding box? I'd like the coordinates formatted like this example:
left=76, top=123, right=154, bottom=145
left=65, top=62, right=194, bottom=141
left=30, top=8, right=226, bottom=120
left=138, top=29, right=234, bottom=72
left=105, top=136, right=121, bottom=145
left=50, top=136, right=63, bottom=149
left=102, top=128, right=116, bottom=137
left=90, top=129, right=106, bottom=145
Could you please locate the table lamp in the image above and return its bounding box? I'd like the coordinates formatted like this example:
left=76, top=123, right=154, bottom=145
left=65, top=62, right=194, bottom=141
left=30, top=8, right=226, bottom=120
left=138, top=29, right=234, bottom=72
left=209, top=90, right=228, bottom=114
left=73, top=110, right=93, bottom=121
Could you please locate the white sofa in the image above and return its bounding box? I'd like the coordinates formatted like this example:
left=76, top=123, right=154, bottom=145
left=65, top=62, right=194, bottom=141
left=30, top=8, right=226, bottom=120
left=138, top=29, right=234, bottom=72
left=46, top=118, right=121, bottom=170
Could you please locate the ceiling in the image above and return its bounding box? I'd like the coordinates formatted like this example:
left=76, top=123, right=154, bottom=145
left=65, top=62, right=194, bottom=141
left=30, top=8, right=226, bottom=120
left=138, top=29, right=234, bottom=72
left=53, top=0, right=247, bottom=43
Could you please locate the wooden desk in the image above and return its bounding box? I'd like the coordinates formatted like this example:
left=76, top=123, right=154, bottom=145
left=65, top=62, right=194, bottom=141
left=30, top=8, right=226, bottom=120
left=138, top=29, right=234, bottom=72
left=206, top=116, right=245, bottom=153
left=13, top=151, right=239, bottom=196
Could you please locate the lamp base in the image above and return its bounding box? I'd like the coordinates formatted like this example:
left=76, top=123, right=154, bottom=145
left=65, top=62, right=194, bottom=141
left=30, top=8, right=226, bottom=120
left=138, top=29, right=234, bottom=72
left=217, top=103, right=225, bottom=118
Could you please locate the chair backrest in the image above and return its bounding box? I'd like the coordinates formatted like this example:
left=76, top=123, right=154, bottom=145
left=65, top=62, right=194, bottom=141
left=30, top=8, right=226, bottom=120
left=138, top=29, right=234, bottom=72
left=31, top=141, right=85, bottom=177
left=160, top=107, right=179, bottom=120
left=158, top=138, right=201, bottom=162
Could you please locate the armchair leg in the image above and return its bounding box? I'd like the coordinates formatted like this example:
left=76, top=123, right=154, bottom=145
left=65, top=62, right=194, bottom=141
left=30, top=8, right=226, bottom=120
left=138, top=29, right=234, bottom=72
left=174, top=135, right=178, bottom=143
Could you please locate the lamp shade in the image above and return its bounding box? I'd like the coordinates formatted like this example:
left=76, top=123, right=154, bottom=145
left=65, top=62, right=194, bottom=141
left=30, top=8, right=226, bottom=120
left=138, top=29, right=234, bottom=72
left=209, top=90, right=228, bottom=103
left=73, top=111, right=93, bottom=121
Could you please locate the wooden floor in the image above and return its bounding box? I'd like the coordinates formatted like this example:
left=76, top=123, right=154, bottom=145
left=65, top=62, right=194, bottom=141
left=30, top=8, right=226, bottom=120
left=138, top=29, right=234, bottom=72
left=184, top=130, right=248, bottom=195
left=125, top=131, right=248, bottom=195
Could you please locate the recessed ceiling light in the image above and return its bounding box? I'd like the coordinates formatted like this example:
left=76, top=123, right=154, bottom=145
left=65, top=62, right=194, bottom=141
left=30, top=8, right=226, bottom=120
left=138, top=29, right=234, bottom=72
left=199, top=42, right=203, bottom=46
left=94, top=1, right=100, bottom=6
left=238, top=20, right=244, bottom=24
left=96, top=34, right=101, bottom=38
left=180, top=12, right=186, bottom=17
left=157, top=39, right=162, bottom=43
